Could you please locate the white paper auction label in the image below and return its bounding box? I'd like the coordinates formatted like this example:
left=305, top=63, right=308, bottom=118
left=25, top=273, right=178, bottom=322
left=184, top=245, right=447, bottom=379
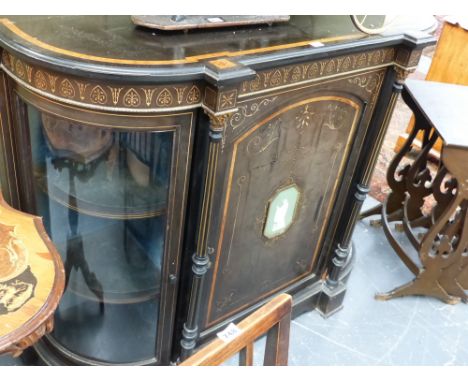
left=309, top=41, right=325, bottom=48
left=207, top=17, right=224, bottom=23
left=216, top=323, right=243, bottom=342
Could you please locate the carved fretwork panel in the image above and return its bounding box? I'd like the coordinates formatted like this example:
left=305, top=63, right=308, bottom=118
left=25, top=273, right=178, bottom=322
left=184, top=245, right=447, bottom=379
left=204, top=94, right=363, bottom=326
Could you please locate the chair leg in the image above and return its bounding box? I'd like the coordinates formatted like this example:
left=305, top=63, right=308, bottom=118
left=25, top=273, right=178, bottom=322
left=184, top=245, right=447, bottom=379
left=263, top=312, right=291, bottom=366
left=239, top=343, right=254, bottom=366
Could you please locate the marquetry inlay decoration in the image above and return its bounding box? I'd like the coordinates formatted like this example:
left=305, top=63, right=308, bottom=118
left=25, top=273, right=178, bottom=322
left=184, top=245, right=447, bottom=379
left=186, top=85, right=202, bottom=104
left=219, top=89, right=237, bottom=110
left=229, top=96, right=278, bottom=130
left=108, top=86, right=124, bottom=105
left=229, top=69, right=386, bottom=141
left=1, top=52, right=203, bottom=111
left=239, top=47, right=396, bottom=94
left=59, top=78, right=75, bottom=98
left=90, top=85, right=107, bottom=105
left=156, top=88, right=172, bottom=107
left=122, top=88, right=141, bottom=107
left=347, top=71, right=385, bottom=106
left=209, top=58, right=237, bottom=69
left=46, top=74, right=58, bottom=93
left=395, top=47, right=423, bottom=68
left=0, top=194, right=64, bottom=357
left=204, top=86, right=218, bottom=110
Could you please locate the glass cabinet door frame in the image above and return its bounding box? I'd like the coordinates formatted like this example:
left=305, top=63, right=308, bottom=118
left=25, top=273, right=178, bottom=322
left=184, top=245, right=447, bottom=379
left=7, top=83, right=195, bottom=365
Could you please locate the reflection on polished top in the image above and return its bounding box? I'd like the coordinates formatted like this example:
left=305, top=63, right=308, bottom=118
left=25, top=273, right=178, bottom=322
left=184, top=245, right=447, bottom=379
left=0, top=16, right=370, bottom=66
left=3, top=14, right=437, bottom=85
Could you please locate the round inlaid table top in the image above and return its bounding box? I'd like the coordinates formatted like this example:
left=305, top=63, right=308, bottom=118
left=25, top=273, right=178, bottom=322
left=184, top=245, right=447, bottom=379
left=0, top=193, right=64, bottom=357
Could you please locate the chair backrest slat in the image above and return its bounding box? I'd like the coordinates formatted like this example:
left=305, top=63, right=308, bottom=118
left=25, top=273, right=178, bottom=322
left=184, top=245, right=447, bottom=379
left=180, top=293, right=292, bottom=366
left=239, top=343, right=254, bottom=366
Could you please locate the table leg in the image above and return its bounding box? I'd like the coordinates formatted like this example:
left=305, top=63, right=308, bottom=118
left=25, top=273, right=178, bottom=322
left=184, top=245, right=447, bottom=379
left=377, top=145, right=468, bottom=304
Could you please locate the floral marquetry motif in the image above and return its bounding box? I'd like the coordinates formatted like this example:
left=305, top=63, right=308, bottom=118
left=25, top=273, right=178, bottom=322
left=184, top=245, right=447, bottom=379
left=47, top=74, right=58, bottom=93
left=140, top=88, right=154, bottom=106
left=123, top=88, right=141, bottom=107
left=270, top=70, right=282, bottom=86
left=14, top=60, right=25, bottom=79
left=33, top=71, right=47, bottom=90
left=174, top=87, right=186, bottom=104
left=25, top=64, right=33, bottom=83
left=108, top=86, right=123, bottom=105
left=1, top=50, right=10, bottom=68
left=155, top=88, right=172, bottom=107
left=59, top=79, right=75, bottom=98
left=75, top=81, right=89, bottom=100
left=186, top=85, right=201, bottom=104
left=295, top=105, right=315, bottom=129
left=90, top=85, right=108, bottom=104
left=219, top=90, right=237, bottom=110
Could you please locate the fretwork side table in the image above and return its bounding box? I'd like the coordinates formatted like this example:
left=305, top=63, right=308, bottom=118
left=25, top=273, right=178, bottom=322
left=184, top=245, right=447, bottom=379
left=362, top=80, right=468, bottom=303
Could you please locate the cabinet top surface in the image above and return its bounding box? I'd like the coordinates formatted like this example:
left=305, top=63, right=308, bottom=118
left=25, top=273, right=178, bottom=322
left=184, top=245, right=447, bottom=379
left=0, top=16, right=435, bottom=83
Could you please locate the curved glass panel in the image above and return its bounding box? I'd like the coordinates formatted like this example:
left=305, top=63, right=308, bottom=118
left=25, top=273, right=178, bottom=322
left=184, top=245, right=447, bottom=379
left=26, top=104, right=172, bottom=363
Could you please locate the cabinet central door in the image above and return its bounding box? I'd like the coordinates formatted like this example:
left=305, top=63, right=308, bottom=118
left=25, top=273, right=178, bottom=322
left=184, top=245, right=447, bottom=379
left=204, top=94, right=362, bottom=327
left=15, top=88, right=194, bottom=365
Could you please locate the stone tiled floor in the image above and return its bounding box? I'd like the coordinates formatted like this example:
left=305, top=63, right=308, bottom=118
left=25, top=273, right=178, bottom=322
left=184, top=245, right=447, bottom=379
left=286, top=199, right=468, bottom=366
left=225, top=197, right=468, bottom=366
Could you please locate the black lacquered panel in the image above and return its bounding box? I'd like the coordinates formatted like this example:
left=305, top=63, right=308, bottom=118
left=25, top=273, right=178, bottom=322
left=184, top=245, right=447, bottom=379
left=206, top=94, right=362, bottom=326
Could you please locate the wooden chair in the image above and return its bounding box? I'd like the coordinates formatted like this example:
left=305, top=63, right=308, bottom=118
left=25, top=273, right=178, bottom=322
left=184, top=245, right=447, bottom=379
left=0, top=192, right=64, bottom=357
left=180, top=293, right=292, bottom=366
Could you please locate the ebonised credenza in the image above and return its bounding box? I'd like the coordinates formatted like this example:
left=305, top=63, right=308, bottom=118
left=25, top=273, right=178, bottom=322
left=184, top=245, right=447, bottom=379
left=0, top=16, right=434, bottom=365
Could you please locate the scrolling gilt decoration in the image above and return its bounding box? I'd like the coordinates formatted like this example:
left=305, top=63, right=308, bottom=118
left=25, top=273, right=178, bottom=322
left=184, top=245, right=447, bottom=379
left=348, top=71, right=385, bottom=106
left=227, top=69, right=385, bottom=146
left=1, top=51, right=202, bottom=110
left=239, top=47, right=395, bottom=94
left=229, top=96, right=278, bottom=130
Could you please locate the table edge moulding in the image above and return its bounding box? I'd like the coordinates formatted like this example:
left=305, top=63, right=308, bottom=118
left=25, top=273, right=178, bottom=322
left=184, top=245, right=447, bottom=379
left=0, top=192, right=65, bottom=357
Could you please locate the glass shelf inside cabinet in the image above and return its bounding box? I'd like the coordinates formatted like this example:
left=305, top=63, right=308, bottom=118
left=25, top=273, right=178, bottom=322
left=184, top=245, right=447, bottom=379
left=34, top=113, right=169, bottom=219
left=25, top=104, right=172, bottom=363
